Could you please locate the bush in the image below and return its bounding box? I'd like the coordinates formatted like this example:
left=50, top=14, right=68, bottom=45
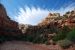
left=67, top=28, right=75, bottom=43
left=52, top=32, right=65, bottom=42
left=52, top=26, right=70, bottom=42
left=57, top=39, right=72, bottom=49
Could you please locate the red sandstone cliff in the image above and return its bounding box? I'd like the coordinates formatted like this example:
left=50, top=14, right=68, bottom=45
left=0, top=4, right=21, bottom=35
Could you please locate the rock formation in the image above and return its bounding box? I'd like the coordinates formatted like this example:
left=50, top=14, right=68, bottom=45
left=0, top=4, right=21, bottom=35
left=38, top=13, right=60, bottom=26
left=38, top=10, right=75, bottom=29
left=61, top=10, right=75, bottom=28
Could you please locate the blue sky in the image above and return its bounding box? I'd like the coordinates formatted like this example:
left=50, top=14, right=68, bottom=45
left=1, top=0, right=75, bottom=25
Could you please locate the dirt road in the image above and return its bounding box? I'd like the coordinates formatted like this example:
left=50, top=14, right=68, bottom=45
left=0, top=41, right=62, bottom=50
left=0, top=41, right=49, bottom=50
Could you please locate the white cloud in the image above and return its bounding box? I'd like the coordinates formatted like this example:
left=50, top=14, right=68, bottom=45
left=14, top=3, right=75, bottom=25
left=14, top=6, right=49, bottom=25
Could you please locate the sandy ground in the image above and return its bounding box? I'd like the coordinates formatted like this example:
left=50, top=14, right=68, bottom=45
left=0, top=41, right=63, bottom=50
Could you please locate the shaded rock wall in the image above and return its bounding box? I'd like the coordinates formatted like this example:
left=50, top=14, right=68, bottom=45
left=0, top=4, right=21, bottom=35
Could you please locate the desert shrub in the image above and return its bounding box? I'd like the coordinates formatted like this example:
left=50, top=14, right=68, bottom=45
left=32, top=33, right=47, bottom=43
left=62, top=26, right=70, bottom=33
left=58, top=39, right=72, bottom=49
left=67, top=28, right=75, bottom=43
left=52, top=26, right=70, bottom=42
left=52, top=31, right=67, bottom=42
left=52, top=32, right=63, bottom=41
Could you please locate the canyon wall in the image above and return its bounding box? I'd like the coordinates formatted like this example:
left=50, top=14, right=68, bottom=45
left=0, top=4, right=21, bottom=35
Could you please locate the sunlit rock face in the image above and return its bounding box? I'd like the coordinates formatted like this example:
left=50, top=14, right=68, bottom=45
left=61, top=10, right=75, bottom=28
left=38, top=10, right=75, bottom=28
left=38, top=13, right=60, bottom=26
left=47, top=13, right=60, bottom=18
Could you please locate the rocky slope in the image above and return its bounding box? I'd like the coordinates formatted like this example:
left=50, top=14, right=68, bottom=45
left=38, top=10, right=75, bottom=28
